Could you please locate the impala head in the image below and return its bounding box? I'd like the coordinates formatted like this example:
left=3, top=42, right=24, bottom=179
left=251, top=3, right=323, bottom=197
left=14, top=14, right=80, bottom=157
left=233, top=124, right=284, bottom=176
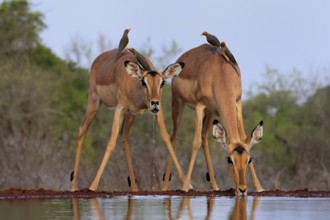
left=124, top=61, right=184, bottom=114
left=212, top=120, right=263, bottom=197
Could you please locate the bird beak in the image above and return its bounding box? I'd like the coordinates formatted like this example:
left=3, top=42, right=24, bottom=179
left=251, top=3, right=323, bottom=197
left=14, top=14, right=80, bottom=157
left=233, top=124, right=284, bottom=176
left=200, top=33, right=204, bottom=36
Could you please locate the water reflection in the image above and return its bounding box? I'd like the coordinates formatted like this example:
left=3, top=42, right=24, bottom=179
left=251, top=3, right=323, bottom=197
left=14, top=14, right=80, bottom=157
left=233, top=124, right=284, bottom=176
left=72, top=197, right=136, bottom=220
left=164, top=197, right=194, bottom=219
left=72, top=198, right=80, bottom=220
left=125, top=197, right=135, bottom=220
left=90, top=198, right=106, bottom=220
left=205, top=197, right=215, bottom=220
left=164, top=196, right=260, bottom=220
left=229, top=197, right=247, bottom=220
left=228, top=197, right=261, bottom=220
left=2, top=196, right=330, bottom=219
left=71, top=196, right=260, bottom=220
left=250, top=197, right=260, bottom=220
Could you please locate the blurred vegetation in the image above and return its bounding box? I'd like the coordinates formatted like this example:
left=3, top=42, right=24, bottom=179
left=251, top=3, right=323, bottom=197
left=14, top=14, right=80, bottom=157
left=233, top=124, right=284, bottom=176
left=0, top=1, right=329, bottom=191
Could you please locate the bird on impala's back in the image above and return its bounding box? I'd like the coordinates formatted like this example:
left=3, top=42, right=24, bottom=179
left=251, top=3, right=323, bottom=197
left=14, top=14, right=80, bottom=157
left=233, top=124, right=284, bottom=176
left=117, top=28, right=131, bottom=57
left=128, top=48, right=151, bottom=71
left=220, top=41, right=240, bottom=76
left=201, top=31, right=221, bottom=51
left=220, top=41, right=237, bottom=65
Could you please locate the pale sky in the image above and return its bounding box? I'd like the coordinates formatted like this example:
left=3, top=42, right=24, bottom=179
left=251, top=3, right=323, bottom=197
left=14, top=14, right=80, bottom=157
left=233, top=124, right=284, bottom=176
left=30, top=0, right=330, bottom=92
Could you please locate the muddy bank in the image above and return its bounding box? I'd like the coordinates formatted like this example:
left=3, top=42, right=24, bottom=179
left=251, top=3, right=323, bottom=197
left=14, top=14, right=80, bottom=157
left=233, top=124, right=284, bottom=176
left=1, top=188, right=330, bottom=199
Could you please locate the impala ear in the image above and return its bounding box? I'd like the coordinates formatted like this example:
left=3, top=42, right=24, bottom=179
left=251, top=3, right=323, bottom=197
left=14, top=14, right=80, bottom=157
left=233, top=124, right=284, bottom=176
left=162, top=62, right=184, bottom=80
left=124, top=61, right=143, bottom=79
left=246, top=121, right=263, bottom=150
left=212, top=120, right=228, bottom=151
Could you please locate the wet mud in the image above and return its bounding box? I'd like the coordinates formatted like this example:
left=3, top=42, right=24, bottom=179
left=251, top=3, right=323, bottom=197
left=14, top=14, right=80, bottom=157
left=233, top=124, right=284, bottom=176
left=1, top=188, right=330, bottom=199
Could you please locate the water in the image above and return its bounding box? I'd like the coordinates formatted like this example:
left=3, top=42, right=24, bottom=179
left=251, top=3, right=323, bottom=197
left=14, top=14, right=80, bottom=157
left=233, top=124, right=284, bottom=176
left=0, top=196, right=329, bottom=220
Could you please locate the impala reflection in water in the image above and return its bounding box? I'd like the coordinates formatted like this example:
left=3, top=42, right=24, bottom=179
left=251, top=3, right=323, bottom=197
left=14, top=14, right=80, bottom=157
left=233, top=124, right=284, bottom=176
left=69, top=196, right=259, bottom=220
left=1, top=196, right=329, bottom=219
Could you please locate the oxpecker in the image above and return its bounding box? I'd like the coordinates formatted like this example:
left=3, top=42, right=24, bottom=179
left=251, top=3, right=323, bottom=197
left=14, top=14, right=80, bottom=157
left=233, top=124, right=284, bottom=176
left=117, top=28, right=131, bottom=57
left=201, top=31, right=221, bottom=50
left=128, top=48, right=151, bottom=71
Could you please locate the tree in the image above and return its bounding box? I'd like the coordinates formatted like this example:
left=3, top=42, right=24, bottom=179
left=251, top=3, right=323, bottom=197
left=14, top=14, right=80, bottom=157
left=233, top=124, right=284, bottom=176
left=0, top=0, right=46, bottom=60
left=243, top=68, right=330, bottom=190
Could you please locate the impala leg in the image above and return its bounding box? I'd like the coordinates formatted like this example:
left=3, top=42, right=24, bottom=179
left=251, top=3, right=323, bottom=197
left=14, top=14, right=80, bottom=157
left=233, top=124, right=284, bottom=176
left=183, top=105, right=205, bottom=191
left=163, top=99, right=184, bottom=191
left=89, top=107, right=124, bottom=191
left=249, top=162, right=264, bottom=192
left=71, top=94, right=99, bottom=191
left=157, top=109, right=186, bottom=185
left=162, top=155, right=173, bottom=191
left=202, top=113, right=219, bottom=191
left=121, top=114, right=138, bottom=192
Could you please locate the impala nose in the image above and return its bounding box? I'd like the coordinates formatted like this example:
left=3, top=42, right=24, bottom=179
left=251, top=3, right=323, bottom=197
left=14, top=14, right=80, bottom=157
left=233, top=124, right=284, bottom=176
left=238, top=187, right=247, bottom=197
left=150, top=100, right=159, bottom=113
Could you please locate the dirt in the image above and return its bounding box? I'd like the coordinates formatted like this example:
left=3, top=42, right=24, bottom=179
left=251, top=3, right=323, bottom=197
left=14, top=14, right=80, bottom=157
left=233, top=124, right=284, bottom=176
left=0, top=188, right=330, bottom=199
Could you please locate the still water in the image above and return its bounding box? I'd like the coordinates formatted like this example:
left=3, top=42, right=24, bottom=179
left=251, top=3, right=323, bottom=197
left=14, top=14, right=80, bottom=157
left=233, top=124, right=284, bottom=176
left=0, top=196, right=329, bottom=220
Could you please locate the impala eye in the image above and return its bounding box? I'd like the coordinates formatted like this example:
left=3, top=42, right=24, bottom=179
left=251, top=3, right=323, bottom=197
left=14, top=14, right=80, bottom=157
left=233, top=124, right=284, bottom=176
left=141, top=79, right=147, bottom=88
left=227, top=157, right=233, bottom=164
left=248, top=157, right=253, bottom=164
left=160, top=80, right=165, bottom=88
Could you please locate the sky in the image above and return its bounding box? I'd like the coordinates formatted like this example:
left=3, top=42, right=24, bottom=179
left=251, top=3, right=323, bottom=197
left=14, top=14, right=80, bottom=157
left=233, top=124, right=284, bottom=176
left=28, top=0, right=330, bottom=92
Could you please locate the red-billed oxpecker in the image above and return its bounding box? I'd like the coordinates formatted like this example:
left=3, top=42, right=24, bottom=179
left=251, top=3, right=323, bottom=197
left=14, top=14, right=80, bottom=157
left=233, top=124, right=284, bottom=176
left=117, top=28, right=131, bottom=58
left=201, top=31, right=221, bottom=51
left=128, top=48, right=152, bottom=71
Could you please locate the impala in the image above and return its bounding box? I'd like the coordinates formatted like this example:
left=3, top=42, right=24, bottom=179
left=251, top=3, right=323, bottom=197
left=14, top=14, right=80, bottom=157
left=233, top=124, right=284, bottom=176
left=163, top=44, right=264, bottom=196
left=71, top=48, right=186, bottom=192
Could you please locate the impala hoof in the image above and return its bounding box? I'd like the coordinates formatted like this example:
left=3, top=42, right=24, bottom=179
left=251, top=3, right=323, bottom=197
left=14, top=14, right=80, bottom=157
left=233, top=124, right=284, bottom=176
left=71, top=187, right=78, bottom=192
left=256, top=187, right=265, bottom=192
